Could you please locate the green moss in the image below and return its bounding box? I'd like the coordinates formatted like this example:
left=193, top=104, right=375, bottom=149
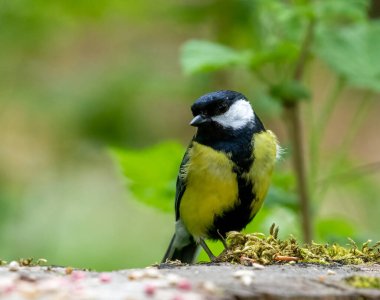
left=18, top=258, right=48, bottom=266
left=345, top=275, right=380, bottom=289
left=219, top=224, right=380, bottom=265
left=0, top=258, right=48, bottom=267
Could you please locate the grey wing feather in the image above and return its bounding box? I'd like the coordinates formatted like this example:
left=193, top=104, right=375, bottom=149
left=162, top=142, right=200, bottom=263
left=175, top=144, right=191, bottom=220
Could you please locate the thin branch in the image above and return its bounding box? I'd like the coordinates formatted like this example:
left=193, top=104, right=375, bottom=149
left=283, top=19, right=315, bottom=243
left=293, top=20, right=315, bottom=81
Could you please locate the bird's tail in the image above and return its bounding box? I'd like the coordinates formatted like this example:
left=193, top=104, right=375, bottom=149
left=162, top=233, right=200, bottom=264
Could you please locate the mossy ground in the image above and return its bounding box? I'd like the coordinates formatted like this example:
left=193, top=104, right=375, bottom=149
left=3, top=225, right=380, bottom=270
left=219, top=224, right=380, bottom=265
left=0, top=258, right=47, bottom=267
left=345, top=275, right=380, bottom=289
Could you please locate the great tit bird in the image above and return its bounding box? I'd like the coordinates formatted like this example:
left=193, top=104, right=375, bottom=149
left=162, top=90, right=279, bottom=263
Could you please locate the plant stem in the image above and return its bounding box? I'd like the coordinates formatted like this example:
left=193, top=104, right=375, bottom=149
left=284, top=103, right=312, bottom=242
left=284, top=20, right=315, bottom=243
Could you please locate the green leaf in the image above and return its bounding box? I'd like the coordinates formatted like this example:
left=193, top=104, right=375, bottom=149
left=316, top=22, right=380, bottom=93
left=270, top=80, right=311, bottom=102
left=265, top=171, right=298, bottom=212
left=250, top=42, right=300, bottom=68
left=313, top=0, right=369, bottom=25
left=180, top=40, right=252, bottom=75
left=253, top=91, right=283, bottom=117
left=266, top=186, right=298, bottom=212
left=111, top=141, right=184, bottom=212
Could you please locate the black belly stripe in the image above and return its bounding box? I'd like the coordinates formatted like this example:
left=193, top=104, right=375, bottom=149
left=207, top=164, right=256, bottom=240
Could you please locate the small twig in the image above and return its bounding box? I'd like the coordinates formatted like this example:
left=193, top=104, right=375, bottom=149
left=273, top=255, right=300, bottom=262
left=240, top=256, right=258, bottom=266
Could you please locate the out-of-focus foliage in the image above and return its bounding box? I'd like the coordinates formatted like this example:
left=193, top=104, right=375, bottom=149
left=0, top=0, right=194, bottom=270
left=180, top=0, right=372, bottom=91
left=316, top=23, right=380, bottom=92
left=265, top=172, right=298, bottom=212
left=1, top=0, right=380, bottom=270
left=181, top=40, right=252, bottom=75
left=316, top=218, right=356, bottom=244
left=269, top=80, right=311, bottom=103
left=113, top=142, right=184, bottom=212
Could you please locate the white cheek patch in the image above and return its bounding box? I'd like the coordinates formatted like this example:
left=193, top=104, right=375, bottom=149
left=212, top=99, right=254, bottom=129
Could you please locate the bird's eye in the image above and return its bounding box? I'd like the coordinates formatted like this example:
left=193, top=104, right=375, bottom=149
left=217, top=103, right=228, bottom=114
left=191, top=107, right=200, bottom=116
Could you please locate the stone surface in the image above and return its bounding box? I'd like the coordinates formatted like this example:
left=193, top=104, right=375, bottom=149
left=0, top=263, right=379, bottom=299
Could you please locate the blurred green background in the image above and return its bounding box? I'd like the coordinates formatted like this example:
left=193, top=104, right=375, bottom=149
left=0, top=0, right=380, bottom=271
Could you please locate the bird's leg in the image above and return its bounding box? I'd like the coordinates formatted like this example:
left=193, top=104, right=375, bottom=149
left=199, top=238, right=216, bottom=261
left=217, top=229, right=229, bottom=250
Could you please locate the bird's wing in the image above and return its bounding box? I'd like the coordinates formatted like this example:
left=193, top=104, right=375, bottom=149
left=174, top=143, right=192, bottom=220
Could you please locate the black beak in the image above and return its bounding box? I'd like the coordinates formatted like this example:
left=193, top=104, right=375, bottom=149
left=190, top=115, right=208, bottom=127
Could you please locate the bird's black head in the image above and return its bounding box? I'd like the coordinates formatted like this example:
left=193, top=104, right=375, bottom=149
left=190, top=90, right=255, bottom=130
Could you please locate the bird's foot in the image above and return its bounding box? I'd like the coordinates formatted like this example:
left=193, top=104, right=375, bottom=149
left=199, top=239, right=217, bottom=262
left=217, top=229, right=229, bottom=250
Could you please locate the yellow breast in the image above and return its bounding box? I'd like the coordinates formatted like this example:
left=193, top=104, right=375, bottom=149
left=179, top=130, right=278, bottom=239
left=179, top=142, right=238, bottom=238
left=248, top=130, right=278, bottom=217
